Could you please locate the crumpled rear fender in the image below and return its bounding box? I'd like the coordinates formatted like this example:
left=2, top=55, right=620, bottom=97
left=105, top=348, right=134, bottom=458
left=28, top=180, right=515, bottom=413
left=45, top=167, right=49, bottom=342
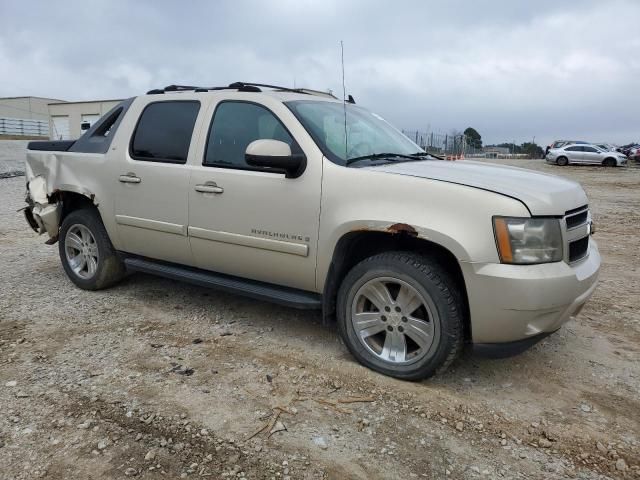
left=24, top=151, right=100, bottom=240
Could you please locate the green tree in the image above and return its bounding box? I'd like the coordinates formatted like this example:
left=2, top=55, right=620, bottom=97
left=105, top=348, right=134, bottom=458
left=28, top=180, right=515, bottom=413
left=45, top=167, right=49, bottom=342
left=464, top=127, right=482, bottom=149
left=521, top=142, right=544, bottom=158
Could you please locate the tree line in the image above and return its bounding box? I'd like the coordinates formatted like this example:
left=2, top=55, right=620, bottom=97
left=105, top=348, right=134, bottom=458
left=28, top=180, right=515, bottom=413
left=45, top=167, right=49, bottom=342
left=464, top=127, right=544, bottom=157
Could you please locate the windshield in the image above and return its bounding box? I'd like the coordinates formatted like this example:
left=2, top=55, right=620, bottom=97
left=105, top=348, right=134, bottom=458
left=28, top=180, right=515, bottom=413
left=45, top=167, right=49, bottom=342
left=285, top=100, right=422, bottom=166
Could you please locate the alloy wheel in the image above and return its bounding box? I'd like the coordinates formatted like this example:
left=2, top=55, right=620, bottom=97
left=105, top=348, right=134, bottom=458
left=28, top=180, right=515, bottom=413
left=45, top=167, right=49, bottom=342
left=350, top=277, right=438, bottom=365
left=65, top=224, right=99, bottom=279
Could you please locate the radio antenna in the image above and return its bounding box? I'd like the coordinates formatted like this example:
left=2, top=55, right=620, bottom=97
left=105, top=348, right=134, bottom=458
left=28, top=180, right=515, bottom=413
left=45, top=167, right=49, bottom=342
left=341, top=40, right=348, bottom=161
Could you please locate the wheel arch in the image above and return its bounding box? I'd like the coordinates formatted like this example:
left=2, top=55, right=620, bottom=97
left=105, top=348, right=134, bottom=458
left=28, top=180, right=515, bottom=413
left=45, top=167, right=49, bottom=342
left=322, top=230, right=471, bottom=340
left=50, top=190, right=101, bottom=225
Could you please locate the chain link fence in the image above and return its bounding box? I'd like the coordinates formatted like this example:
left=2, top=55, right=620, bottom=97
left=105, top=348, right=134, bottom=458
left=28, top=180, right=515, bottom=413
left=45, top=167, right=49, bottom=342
left=401, top=130, right=535, bottom=159
left=401, top=130, right=484, bottom=157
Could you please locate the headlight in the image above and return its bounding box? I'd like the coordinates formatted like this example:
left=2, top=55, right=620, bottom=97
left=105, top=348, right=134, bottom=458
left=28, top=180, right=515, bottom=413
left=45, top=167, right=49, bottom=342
left=493, top=217, right=563, bottom=264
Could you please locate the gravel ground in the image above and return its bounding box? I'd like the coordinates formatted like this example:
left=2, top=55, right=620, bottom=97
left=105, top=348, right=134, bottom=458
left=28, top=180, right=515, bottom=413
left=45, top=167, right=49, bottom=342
left=0, top=140, right=28, bottom=177
left=0, top=156, right=639, bottom=479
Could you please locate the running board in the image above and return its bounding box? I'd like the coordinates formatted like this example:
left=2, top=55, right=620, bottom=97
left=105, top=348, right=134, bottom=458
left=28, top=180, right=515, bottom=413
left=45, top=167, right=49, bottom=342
left=123, top=257, right=322, bottom=310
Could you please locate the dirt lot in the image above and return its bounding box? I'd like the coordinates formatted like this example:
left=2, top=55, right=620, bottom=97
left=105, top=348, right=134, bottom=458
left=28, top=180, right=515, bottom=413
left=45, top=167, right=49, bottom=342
left=1, top=151, right=639, bottom=479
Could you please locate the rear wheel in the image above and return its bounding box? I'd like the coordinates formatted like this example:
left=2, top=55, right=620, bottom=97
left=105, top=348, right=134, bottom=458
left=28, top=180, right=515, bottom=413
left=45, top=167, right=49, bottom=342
left=556, top=156, right=568, bottom=166
left=58, top=208, right=125, bottom=290
left=602, top=157, right=616, bottom=167
left=337, top=252, right=464, bottom=380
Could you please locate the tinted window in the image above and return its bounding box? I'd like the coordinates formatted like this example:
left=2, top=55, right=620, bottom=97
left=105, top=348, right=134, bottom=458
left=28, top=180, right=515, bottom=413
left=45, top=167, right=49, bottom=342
left=131, top=101, right=200, bottom=163
left=566, top=146, right=582, bottom=152
left=583, top=146, right=598, bottom=153
left=204, top=102, right=294, bottom=168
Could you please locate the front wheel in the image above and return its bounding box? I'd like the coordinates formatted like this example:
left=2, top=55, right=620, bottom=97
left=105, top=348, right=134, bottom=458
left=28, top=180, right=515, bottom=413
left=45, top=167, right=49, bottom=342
left=602, top=158, right=616, bottom=167
left=337, top=252, right=464, bottom=380
left=58, top=208, right=125, bottom=290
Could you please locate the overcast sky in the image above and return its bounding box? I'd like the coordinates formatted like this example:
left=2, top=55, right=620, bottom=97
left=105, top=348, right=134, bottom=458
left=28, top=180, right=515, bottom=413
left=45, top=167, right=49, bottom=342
left=1, top=0, right=639, bottom=146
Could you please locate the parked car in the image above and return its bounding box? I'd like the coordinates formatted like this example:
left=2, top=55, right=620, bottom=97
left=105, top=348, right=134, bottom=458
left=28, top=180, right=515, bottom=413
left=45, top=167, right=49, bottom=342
left=546, top=143, right=628, bottom=167
left=595, top=143, right=617, bottom=152
left=23, top=82, right=600, bottom=380
left=617, top=143, right=639, bottom=157
left=546, top=140, right=588, bottom=158
left=550, top=140, right=588, bottom=149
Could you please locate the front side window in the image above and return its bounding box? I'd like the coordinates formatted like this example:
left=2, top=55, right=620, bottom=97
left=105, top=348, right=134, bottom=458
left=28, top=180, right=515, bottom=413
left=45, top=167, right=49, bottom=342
left=583, top=146, right=598, bottom=153
left=286, top=100, right=422, bottom=165
left=130, top=101, right=200, bottom=164
left=204, top=101, right=295, bottom=168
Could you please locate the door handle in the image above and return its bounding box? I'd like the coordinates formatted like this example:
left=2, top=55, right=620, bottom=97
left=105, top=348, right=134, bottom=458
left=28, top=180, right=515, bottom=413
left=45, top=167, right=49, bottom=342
left=195, top=183, right=224, bottom=194
left=119, top=174, right=141, bottom=184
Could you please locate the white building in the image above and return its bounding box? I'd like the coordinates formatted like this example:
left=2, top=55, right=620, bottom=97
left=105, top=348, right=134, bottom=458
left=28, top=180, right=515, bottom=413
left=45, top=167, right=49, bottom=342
left=0, top=96, right=64, bottom=138
left=48, top=99, right=122, bottom=140
left=1, top=96, right=124, bottom=140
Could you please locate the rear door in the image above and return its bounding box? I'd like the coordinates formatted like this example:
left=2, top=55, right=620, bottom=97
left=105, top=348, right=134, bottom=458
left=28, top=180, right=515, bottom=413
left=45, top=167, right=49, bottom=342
left=187, top=98, right=322, bottom=291
left=113, top=99, right=202, bottom=266
left=564, top=145, right=583, bottom=163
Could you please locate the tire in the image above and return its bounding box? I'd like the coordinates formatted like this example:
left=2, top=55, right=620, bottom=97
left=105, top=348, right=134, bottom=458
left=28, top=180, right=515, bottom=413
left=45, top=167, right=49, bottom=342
left=602, top=158, right=616, bottom=167
left=556, top=156, right=568, bottom=166
left=58, top=208, right=125, bottom=290
left=337, top=251, right=464, bottom=380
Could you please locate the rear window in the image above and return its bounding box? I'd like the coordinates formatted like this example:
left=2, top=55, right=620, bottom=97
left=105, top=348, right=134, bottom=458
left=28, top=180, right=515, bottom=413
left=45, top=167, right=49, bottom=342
left=130, top=101, right=200, bottom=164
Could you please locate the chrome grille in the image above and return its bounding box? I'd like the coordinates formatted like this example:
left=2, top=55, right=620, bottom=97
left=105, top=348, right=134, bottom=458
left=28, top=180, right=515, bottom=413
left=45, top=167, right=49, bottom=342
left=564, top=205, right=590, bottom=263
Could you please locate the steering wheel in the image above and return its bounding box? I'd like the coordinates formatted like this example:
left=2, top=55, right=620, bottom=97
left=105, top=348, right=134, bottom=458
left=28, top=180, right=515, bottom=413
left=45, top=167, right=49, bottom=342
left=347, top=142, right=373, bottom=158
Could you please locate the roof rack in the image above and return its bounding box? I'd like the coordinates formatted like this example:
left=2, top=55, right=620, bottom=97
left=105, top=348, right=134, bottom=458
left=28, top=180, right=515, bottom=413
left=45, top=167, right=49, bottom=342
left=146, top=82, right=337, bottom=99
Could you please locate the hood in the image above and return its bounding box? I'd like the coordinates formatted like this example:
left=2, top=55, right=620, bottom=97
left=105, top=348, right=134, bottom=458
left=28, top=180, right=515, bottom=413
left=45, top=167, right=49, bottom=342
left=365, top=160, right=587, bottom=216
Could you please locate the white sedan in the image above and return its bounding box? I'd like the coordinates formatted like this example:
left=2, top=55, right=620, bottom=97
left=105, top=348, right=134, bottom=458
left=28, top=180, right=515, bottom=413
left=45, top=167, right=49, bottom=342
left=546, top=144, right=628, bottom=167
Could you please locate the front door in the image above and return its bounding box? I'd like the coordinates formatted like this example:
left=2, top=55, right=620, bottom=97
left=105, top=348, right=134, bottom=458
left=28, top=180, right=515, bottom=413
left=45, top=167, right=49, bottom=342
left=114, top=100, right=201, bottom=266
left=188, top=99, right=321, bottom=291
left=581, top=146, right=602, bottom=164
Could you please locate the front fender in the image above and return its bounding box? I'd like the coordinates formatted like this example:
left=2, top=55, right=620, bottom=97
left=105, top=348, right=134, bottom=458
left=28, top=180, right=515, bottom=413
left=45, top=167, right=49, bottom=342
left=315, top=160, right=530, bottom=290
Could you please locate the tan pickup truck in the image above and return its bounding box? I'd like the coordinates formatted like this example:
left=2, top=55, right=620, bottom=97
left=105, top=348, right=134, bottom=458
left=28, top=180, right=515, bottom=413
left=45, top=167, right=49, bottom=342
left=23, top=82, right=600, bottom=380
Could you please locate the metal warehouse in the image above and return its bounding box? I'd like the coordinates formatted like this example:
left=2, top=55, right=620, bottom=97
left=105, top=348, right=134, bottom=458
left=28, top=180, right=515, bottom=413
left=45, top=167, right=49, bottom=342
left=0, top=96, right=63, bottom=138
left=1, top=96, right=123, bottom=140
left=48, top=99, right=122, bottom=140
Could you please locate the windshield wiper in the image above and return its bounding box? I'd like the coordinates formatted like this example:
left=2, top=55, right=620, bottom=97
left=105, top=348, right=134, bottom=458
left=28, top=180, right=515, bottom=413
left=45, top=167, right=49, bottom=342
left=345, top=152, right=422, bottom=166
left=410, top=151, right=444, bottom=160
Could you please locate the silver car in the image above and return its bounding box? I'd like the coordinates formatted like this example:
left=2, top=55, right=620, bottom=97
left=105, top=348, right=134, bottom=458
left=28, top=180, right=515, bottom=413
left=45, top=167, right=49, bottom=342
left=546, top=143, right=627, bottom=167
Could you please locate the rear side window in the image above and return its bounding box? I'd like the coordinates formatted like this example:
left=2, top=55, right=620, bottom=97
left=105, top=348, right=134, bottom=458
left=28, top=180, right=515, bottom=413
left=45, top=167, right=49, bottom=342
left=130, top=101, right=200, bottom=164
left=566, top=146, right=582, bottom=152
left=204, top=101, right=295, bottom=168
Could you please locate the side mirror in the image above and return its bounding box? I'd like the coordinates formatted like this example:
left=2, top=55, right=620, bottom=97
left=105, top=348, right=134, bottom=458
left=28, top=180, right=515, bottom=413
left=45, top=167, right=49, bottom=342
left=245, top=139, right=306, bottom=178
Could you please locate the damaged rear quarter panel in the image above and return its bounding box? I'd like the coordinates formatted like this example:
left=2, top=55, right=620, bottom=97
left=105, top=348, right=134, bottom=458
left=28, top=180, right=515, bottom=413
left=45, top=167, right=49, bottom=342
left=25, top=150, right=121, bottom=247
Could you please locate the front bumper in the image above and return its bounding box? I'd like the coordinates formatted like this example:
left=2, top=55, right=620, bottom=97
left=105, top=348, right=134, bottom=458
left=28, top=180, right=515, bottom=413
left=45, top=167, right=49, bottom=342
left=461, top=239, right=600, bottom=345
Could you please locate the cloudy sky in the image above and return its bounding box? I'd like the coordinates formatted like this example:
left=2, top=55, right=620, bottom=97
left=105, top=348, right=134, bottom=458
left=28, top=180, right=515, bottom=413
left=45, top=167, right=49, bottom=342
left=1, top=0, right=639, bottom=146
